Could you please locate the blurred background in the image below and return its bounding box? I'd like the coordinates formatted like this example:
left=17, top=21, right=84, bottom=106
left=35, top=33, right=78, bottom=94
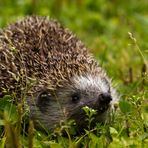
left=0, top=0, right=147, bottom=93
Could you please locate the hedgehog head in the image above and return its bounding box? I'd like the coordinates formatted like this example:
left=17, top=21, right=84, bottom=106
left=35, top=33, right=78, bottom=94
left=27, top=71, right=118, bottom=131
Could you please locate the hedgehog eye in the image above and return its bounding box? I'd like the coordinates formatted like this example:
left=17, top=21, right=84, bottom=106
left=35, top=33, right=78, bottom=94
left=71, top=93, right=80, bottom=103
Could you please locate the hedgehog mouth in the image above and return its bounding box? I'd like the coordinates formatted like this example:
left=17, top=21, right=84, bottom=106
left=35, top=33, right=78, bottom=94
left=96, top=104, right=110, bottom=114
left=68, top=104, right=110, bottom=127
left=70, top=104, right=110, bottom=117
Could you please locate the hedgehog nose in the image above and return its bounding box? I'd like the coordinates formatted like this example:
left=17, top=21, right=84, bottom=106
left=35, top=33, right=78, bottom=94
left=99, top=93, right=112, bottom=104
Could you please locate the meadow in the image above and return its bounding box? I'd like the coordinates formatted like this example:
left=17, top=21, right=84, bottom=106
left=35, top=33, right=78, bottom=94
left=0, top=0, right=148, bottom=147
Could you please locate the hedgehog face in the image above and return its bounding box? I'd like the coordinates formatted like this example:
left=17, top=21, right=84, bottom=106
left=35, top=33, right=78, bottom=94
left=27, top=74, right=118, bottom=131
left=56, top=74, right=117, bottom=127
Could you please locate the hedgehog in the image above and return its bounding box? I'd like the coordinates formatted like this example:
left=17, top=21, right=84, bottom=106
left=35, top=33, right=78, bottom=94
left=0, top=16, right=118, bottom=131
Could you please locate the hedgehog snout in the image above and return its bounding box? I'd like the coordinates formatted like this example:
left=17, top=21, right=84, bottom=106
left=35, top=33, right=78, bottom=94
left=99, top=93, right=112, bottom=105
left=94, top=93, right=112, bottom=113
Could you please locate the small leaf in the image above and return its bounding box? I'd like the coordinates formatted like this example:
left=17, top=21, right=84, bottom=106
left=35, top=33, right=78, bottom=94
left=0, top=95, right=13, bottom=111
left=110, top=127, right=118, bottom=135
left=119, top=100, right=132, bottom=114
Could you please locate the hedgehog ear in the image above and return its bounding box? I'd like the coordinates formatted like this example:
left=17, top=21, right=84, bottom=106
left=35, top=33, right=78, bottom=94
left=37, top=91, right=51, bottom=112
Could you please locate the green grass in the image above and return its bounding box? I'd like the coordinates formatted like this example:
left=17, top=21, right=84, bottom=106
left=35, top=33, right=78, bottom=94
left=0, top=0, right=148, bottom=147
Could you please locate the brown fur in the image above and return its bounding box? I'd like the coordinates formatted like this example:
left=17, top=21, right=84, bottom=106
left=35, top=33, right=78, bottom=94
left=0, top=16, right=101, bottom=97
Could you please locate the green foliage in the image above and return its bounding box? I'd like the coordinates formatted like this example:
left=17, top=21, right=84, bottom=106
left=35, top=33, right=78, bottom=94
left=119, top=100, right=132, bottom=114
left=0, top=0, right=148, bottom=147
left=83, top=106, right=97, bottom=131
